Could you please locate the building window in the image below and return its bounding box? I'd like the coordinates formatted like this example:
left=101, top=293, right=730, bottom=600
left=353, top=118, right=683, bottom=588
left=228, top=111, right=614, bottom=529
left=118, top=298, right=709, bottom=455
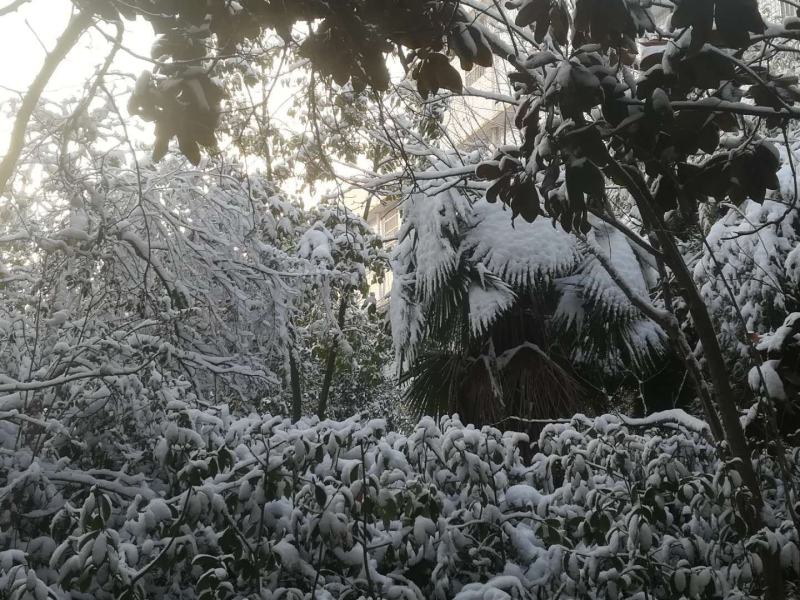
left=464, top=63, right=490, bottom=87
left=490, top=125, right=505, bottom=147
left=382, top=209, right=400, bottom=240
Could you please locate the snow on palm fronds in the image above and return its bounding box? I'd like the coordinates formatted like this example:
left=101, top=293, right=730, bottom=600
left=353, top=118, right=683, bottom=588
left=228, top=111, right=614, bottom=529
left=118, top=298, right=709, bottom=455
left=554, top=221, right=665, bottom=374
left=576, top=222, right=656, bottom=321
left=463, top=198, right=581, bottom=287
left=467, top=274, right=516, bottom=336
left=391, top=158, right=665, bottom=380
left=389, top=162, right=471, bottom=365
left=399, top=177, right=469, bottom=300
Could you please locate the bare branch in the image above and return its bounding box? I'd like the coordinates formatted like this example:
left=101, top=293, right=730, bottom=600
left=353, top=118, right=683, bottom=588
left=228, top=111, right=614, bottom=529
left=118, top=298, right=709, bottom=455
left=619, top=96, right=800, bottom=120
left=0, top=0, right=31, bottom=17
left=0, top=10, right=92, bottom=196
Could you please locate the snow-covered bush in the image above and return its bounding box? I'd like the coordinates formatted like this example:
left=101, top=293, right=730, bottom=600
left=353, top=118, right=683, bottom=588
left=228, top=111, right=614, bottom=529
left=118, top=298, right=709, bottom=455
left=695, top=143, right=800, bottom=379
left=2, top=403, right=798, bottom=599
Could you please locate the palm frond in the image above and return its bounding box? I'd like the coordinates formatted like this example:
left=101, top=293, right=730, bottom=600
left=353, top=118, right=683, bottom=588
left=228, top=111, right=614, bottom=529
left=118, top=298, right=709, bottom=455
left=400, top=349, right=469, bottom=419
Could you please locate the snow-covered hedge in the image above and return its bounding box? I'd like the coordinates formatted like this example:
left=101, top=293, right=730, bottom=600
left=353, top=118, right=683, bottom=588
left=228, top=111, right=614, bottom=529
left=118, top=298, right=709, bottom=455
left=2, top=406, right=799, bottom=599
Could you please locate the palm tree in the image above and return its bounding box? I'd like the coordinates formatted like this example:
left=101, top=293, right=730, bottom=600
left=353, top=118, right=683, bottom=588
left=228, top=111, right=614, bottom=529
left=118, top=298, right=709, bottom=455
left=391, top=163, right=665, bottom=427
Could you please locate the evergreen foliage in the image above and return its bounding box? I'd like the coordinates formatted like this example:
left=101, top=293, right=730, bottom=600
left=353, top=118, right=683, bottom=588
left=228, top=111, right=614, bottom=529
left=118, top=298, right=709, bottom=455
left=2, top=408, right=799, bottom=599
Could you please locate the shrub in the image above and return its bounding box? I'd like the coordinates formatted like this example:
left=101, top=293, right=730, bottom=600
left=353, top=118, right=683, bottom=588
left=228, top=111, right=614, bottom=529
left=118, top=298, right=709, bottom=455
left=1, top=405, right=799, bottom=598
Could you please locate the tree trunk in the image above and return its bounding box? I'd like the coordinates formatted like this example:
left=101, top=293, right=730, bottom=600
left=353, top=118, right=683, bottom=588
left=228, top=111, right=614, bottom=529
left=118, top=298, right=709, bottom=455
left=642, top=177, right=758, bottom=490
left=316, top=296, right=348, bottom=420
left=290, top=349, right=303, bottom=422
left=609, top=162, right=784, bottom=598
left=646, top=205, right=785, bottom=600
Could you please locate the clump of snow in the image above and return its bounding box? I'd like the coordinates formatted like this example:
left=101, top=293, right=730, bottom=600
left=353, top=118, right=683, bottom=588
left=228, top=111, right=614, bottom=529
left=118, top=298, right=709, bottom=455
left=298, top=225, right=335, bottom=265
left=463, top=198, right=580, bottom=287
left=748, top=360, right=787, bottom=400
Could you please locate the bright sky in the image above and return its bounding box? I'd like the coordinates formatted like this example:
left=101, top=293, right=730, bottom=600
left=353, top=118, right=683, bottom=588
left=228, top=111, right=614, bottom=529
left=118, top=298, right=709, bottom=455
left=0, top=1, right=391, bottom=208
left=0, top=1, right=151, bottom=111
left=0, top=1, right=311, bottom=199
left=0, top=0, right=159, bottom=188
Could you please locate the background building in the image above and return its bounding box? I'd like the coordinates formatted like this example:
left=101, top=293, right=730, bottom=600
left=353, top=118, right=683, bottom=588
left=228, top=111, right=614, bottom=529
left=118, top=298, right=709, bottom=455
left=761, top=0, right=795, bottom=18
left=445, top=55, right=518, bottom=151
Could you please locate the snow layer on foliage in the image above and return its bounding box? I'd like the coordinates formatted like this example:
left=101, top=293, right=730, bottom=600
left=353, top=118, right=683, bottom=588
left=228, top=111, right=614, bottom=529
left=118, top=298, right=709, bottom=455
left=390, top=161, right=664, bottom=373
left=467, top=276, right=515, bottom=335
left=3, top=401, right=800, bottom=600
left=298, top=225, right=334, bottom=264
left=618, top=408, right=709, bottom=434
left=787, top=243, right=800, bottom=285
left=748, top=359, right=787, bottom=400
left=577, top=222, right=652, bottom=318
left=463, top=198, right=580, bottom=287
left=758, top=312, right=800, bottom=353
left=0, top=392, right=22, bottom=411
left=698, top=199, right=797, bottom=330
left=696, top=143, right=800, bottom=364
left=53, top=208, right=90, bottom=242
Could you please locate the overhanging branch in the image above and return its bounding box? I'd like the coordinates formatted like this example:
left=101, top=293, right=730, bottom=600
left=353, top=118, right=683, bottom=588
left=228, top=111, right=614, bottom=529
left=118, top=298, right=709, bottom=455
left=0, top=9, right=92, bottom=195
left=0, top=0, right=30, bottom=16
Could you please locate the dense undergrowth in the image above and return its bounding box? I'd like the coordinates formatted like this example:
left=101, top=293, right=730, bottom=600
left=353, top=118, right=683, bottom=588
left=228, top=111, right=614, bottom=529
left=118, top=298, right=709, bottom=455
left=2, top=403, right=799, bottom=599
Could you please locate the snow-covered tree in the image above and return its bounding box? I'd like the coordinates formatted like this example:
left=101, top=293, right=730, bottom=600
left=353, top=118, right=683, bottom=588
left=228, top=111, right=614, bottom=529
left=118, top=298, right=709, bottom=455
left=3, top=0, right=800, bottom=597
left=390, top=154, right=665, bottom=425
left=0, top=93, right=398, bottom=448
